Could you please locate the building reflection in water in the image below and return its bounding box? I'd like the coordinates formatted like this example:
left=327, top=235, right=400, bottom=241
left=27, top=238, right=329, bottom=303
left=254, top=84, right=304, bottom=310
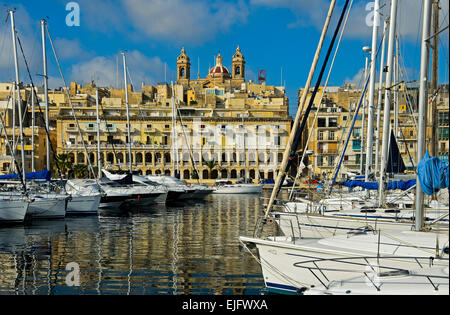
left=0, top=193, right=277, bottom=295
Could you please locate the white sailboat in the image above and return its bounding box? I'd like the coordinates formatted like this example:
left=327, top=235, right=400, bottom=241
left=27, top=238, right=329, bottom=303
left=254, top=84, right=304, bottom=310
left=239, top=0, right=449, bottom=296
left=103, top=170, right=168, bottom=205
left=0, top=196, right=30, bottom=223
left=145, top=175, right=199, bottom=201
left=212, top=179, right=263, bottom=194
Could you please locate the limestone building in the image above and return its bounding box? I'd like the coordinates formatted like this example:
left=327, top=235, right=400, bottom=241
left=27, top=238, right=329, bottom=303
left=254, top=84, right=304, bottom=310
left=54, top=46, right=292, bottom=182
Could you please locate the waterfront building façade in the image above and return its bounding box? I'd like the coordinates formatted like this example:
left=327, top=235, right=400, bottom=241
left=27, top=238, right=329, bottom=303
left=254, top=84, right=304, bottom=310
left=52, top=46, right=292, bottom=182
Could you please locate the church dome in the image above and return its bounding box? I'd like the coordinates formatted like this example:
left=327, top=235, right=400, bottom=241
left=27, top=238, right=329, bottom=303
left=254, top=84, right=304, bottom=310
left=209, top=54, right=231, bottom=79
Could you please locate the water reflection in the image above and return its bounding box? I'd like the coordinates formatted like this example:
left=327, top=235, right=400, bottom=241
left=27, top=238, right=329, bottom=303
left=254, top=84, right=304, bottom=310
left=0, top=193, right=276, bottom=295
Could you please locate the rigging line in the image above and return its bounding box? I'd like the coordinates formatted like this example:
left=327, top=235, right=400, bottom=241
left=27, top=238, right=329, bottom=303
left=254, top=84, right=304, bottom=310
left=399, top=127, right=415, bottom=170
left=272, top=0, right=351, bottom=206
left=16, top=34, right=65, bottom=183
left=45, top=23, right=97, bottom=180
left=0, top=108, right=27, bottom=193
left=331, top=72, right=371, bottom=190
left=289, top=0, right=355, bottom=199
left=328, top=16, right=387, bottom=187
left=98, top=95, right=122, bottom=172
left=175, top=104, right=201, bottom=184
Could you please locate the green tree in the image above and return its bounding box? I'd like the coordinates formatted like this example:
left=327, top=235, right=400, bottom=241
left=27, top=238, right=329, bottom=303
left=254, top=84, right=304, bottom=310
left=73, top=164, right=88, bottom=178
left=53, top=153, right=73, bottom=179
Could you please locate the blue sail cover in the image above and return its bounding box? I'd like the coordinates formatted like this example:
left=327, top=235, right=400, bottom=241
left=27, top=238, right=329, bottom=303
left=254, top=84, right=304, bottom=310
left=0, top=169, right=51, bottom=181
left=417, top=151, right=449, bottom=195
left=343, top=179, right=416, bottom=191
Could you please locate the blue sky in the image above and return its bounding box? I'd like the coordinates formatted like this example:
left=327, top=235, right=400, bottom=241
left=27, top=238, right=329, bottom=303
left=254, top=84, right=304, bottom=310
left=0, top=0, right=448, bottom=116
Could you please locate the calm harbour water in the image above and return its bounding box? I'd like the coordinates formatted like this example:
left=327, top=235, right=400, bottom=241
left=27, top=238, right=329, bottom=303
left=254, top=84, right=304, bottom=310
left=0, top=192, right=279, bottom=295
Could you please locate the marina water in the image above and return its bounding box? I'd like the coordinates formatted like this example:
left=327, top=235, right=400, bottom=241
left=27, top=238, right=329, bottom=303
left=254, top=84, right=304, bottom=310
left=0, top=192, right=278, bottom=295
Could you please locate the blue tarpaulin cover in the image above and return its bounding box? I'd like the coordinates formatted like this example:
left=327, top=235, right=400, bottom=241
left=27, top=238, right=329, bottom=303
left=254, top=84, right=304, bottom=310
left=343, top=179, right=416, bottom=191
left=417, top=151, right=449, bottom=195
left=0, top=169, right=51, bottom=181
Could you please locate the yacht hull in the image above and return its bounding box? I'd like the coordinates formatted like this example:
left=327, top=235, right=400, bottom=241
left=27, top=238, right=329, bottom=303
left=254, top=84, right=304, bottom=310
left=240, top=232, right=449, bottom=294
left=27, top=196, right=67, bottom=219
left=66, top=195, right=101, bottom=215
left=0, top=199, right=29, bottom=223
left=213, top=184, right=262, bottom=194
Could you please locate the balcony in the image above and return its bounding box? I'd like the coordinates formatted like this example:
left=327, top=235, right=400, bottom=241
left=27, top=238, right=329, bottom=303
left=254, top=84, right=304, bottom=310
left=317, top=149, right=337, bottom=154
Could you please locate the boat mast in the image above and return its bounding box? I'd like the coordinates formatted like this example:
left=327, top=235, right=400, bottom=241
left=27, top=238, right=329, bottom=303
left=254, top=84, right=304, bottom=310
left=171, top=81, right=177, bottom=177
left=378, top=0, right=398, bottom=207
left=374, top=19, right=388, bottom=176
left=242, top=113, right=247, bottom=182
left=96, top=89, right=102, bottom=179
left=364, top=0, right=380, bottom=186
left=121, top=52, right=133, bottom=174
left=265, top=0, right=337, bottom=216
left=430, top=0, right=439, bottom=158
left=360, top=50, right=369, bottom=175
left=41, top=19, right=50, bottom=171
left=415, top=0, right=433, bottom=231
left=393, top=37, right=399, bottom=138
left=31, top=84, right=35, bottom=172
left=9, top=10, right=26, bottom=187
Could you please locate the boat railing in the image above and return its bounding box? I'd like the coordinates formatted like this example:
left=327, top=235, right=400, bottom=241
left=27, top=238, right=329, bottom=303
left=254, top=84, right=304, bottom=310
left=292, top=255, right=449, bottom=292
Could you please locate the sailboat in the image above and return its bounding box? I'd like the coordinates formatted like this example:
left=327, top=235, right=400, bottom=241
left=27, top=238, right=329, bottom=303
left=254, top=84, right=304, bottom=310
left=0, top=12, right=69, bottom=220
left=102, top=170, right=168, bottom=205
left=239, top=0, right=449, bottom=295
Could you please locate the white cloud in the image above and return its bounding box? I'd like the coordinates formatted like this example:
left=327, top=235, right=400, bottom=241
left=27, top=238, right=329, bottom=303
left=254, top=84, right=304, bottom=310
left=122, top=0, right=249, bottom=44
left=251, top=0, right=449, bottom=42
left=52, top=38, right=92, bottom=60
left=76, top=0, right=249, bottom=45
left=69, top=50, right=171, bottom=89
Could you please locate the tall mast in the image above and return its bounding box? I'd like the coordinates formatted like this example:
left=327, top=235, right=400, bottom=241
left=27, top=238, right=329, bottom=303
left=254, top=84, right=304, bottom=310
left=265, top=0, right=338, bottom=216
left=41, top=19, right=50, bottom=171
left=121, top=52, right=133, bottom=174
left=430, top=0, right=439, bottom=158
left=9, top=10, right=26, bottom=186
left=365, top=0, right=380, bottom=184
left=96, top=89, right=102, bottom=179
left=415, top=0, right=433, bottom=231
left=31, top=84, right=35, bottom=172
left=375, top=19, right=388, bottom=176
left=360, top=52, right=369, bottom=175
left=12, top=82, right=15, bottom=157
left=393, top=37, right=399, bottom=137
left=378, top=0, right=398, bottom=207
left=171, top=81, right=176, bottom=177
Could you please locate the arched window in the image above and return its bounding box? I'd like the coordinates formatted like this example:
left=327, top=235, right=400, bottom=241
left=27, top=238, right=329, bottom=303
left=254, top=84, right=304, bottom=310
left=202, top=170, right=209, bottom=179
left=235, top=66, right=241, bottom=75
left=107, top=153, right=114, bottom=164
left=136, top=152, right=143, bottom=164
left=180, top=68, right=185, bottom=78
left=116, top=153, right=124, bottom=164
left=77, top=152, right=85, bottom=164
left=221, top=169, right=228, bottom=179
left=183, top=170, right=190, bottom=179
left=230, top=169, right=237, bottom=178
left=145, top=152, right=152, bottom=164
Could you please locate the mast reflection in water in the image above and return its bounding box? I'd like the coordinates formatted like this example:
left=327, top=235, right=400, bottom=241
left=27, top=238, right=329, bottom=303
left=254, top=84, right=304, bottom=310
left=0, top=193, right=277, bottom=295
